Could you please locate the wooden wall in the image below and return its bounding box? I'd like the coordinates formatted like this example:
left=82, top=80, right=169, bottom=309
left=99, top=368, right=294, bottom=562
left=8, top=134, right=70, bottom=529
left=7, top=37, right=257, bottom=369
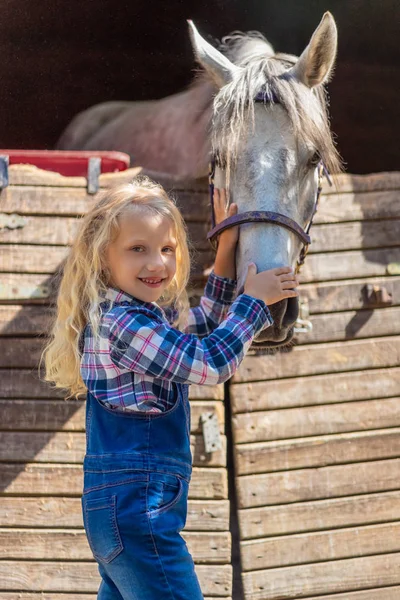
left=0, top=166, right=231, bottom=598
left=231, top=172, right=400, bottom=599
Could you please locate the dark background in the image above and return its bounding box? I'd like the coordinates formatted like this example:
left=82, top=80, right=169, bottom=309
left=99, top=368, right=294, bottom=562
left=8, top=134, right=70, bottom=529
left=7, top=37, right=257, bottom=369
left=0, top=0, right=398, bottom=174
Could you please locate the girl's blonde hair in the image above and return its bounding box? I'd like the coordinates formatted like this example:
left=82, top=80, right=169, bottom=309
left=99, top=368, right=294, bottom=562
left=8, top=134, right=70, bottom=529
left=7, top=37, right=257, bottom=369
left=42, top=175, right=192, bottom=399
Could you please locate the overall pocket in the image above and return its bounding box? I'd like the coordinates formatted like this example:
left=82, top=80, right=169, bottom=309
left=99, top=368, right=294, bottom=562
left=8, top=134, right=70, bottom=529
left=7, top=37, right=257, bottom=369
left=82, top=494, right=123, bottom=563
left=146, top=474, right=183, bottom=518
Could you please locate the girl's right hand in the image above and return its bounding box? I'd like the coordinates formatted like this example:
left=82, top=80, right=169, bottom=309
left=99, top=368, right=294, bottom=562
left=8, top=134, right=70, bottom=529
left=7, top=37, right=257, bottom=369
left=244, top=263, right=299, bottom=306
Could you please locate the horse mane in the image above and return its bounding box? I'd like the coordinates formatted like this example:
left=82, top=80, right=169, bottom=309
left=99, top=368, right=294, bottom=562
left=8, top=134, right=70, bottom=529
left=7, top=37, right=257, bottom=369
left=207, top=31, right=342, bottom=180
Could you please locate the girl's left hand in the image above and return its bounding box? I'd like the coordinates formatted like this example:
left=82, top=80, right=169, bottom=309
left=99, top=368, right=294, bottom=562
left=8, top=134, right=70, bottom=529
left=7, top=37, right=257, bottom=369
left=213, top=188, right=239, bottom=247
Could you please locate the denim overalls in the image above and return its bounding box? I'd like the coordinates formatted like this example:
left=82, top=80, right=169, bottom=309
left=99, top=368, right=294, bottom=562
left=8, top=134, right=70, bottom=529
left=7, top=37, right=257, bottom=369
left=81, top=381, right=204, bottom=600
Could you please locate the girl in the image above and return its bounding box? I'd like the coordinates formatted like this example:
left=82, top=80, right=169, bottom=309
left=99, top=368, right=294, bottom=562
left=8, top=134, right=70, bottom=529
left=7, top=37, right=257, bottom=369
left=43, top=175, right=298, bottom=600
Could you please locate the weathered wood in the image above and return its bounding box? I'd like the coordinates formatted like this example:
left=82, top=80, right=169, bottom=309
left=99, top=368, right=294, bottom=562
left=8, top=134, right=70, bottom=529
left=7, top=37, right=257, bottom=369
left=237, top=458, right=400, bottom=508
left=0, top=430, right=227, bottom=467
left=314, top=190, right=400, bottom=222
left=0, top=369, right=224, bottom=400
left=296, top=306, right=400, bottom=344
left=0, top=184, right=210, bottom=221
left=301, top=276, right=400, bottom=313
left=0, top=398, right=224, bottom=434
left=0, top=496, right=230, bottom=531
left=230, top=367, right=400, bottom=412
left=301, top=247, right=400, bottom=283
left=0, top=216, right=210, bottom=249
left=310, top=219, right=400, bottom=253
left=0, top=244, right=213, bottom=280
left=239, top=490, right=400, bottom=539
left=241, top=521, right=400, bottom=571
left=234, top=336, right=400, bottom=382
left=242, top=552, right=400, bottom=600
left=235, top=427, right=400, bottom=475
left=0, top=463, right=228, bottom=499
left=290, top=588, right=400, bottom=600
left=0, top=528, right=231, bottom=564
left=0, top=560, right=232, bottom=595
left=5, top=164, right=142, bottom=187
left=321, top=171, right=400, bottom=194
left=233, top=398, right=400, bottom=444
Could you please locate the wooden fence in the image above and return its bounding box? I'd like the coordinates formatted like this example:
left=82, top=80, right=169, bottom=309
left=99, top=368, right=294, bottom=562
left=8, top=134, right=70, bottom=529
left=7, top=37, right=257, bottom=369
left=1, top=165, right=399, bottom=599
left=231, top=171, right=400, bottom=599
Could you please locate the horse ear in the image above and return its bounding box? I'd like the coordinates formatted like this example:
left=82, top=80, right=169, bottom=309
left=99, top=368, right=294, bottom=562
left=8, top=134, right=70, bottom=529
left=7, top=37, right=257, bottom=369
left=288, top=12, right=338, bottom=87
left=188, top=20, right=238, bottom=87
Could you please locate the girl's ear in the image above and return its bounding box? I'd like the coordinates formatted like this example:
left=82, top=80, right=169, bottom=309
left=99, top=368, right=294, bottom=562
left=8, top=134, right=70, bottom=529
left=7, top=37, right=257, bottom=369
left=188, top=20, right=240, bottom=88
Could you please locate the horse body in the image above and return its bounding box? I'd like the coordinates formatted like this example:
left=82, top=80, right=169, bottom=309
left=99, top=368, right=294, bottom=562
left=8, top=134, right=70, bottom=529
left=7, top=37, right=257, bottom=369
left=56, top=84, right=214, bottom=179
left=57, top=14, right=341, bottom=346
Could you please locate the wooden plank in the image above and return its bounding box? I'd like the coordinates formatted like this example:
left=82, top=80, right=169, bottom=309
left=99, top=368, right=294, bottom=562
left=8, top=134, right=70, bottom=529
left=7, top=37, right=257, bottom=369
left=239, top=490, right=400, bottom=539
left=24, top=333, right=400, bottom=380
left=0, top=184, right=210, bottom=221
left=237, top=458, right=400, bottom=508
left=314, top=190, right=400, bottom=222
left=241, top=521, right=400, bottom=571
left=291, top=587, right=400, bottom=600
left=0, top=398, right=224, bottom=434
left=0, top=496, right=230, bottom=531
left=0, top=561, right=232, bottom=595
left=233, top=398, right=400, bottom=444
left=0, top=528, right=231, bottom=564
left=301, top=247, right=400, bottom=283
left=310, top=219, right=400, bottom=253
left=320, top=171, right=400, bottom=194
left=242, top=552, right=400, bottom=600
left=230, top=367, right=400, bottom=412
left=234, top=336, right=400, bottom=382
left=0, top=369, right=224, bottom=400
left=0, top=464, right=228, bottom=499
left=296, top=306, right=400, bottom=344
left=0, top=216, right=210, bottom=249
left=301, top=276, right=400, bottom=313
left=235, top=428, right=400, bottom=475
left=0, top=304, right=53, bottom=334
left=0, top=431, right=227, bottom=468
left=0, top=244, right=213, bottom=279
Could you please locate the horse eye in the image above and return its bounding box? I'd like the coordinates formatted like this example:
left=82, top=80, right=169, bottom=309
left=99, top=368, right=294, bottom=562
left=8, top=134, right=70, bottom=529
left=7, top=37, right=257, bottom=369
left=309, top=152, right=321, bottom=167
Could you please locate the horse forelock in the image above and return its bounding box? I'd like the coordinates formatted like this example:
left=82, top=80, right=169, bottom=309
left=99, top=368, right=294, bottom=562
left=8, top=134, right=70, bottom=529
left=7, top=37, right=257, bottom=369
left=210, top=33, right=342, bottom=184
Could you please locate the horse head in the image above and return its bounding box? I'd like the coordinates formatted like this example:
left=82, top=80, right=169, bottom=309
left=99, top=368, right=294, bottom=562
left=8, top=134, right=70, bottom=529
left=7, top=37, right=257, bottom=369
left=189, top=13, right=341, bottom=347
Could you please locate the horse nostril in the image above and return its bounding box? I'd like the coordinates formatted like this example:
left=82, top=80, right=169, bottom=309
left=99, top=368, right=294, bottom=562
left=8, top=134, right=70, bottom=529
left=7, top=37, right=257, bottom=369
left=282, top=296, right=299, bottom=327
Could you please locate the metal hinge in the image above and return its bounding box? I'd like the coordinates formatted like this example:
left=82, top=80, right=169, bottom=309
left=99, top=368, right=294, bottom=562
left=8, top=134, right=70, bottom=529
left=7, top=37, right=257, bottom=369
left=0, top=282, right=51, bottom=300
left=294, top=298, right=313, bottom=333
left=201, top=412, right=222, bottom=453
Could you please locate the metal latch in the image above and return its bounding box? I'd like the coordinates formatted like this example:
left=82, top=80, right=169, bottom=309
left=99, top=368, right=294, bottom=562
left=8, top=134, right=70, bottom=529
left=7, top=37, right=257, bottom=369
left=201, top=412, right=222, bottom=453
left=0, top=213, right=27, bottom=230
left=294, top=298, right=313, bottom=333
left=87, top=157, right=101, bottom=194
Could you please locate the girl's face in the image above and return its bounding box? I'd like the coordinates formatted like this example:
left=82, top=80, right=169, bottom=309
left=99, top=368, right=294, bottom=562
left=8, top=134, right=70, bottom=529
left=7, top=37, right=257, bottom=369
left=106, top=207, right=177, bottom=303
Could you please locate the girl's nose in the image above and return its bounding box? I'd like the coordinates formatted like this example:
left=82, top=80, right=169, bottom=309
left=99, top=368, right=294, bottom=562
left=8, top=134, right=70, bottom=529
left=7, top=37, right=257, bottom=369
left=146, top=253, right=165, bottom=270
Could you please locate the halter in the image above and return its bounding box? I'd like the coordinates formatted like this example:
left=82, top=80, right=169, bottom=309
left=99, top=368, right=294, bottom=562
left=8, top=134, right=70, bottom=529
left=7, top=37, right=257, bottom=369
left=207, top=90, right=332, bottom=274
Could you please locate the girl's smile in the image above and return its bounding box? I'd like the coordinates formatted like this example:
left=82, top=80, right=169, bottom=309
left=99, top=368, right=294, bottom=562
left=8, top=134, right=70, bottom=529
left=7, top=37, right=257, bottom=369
left=106, top=206, right=177, bottom=302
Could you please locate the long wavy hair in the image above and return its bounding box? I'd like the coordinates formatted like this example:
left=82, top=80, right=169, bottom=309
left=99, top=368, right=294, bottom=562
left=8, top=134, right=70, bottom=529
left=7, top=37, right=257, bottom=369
left=42, top=175, right=193, bottom=399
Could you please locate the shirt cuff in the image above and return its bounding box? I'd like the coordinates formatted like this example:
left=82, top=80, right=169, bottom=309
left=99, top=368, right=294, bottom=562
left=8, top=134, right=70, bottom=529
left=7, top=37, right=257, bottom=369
left=228, top=293, right=273, bottom=333
left=204, top=269, right=237, bottom=304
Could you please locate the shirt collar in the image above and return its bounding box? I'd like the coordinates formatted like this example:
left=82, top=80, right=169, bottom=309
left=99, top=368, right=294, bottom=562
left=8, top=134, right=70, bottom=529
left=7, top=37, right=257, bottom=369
left=99, top=286, right=167, bottom=321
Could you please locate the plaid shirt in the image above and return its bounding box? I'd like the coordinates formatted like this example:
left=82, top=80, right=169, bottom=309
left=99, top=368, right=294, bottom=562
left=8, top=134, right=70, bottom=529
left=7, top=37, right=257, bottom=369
left=80, top=270, right=273, bottom=412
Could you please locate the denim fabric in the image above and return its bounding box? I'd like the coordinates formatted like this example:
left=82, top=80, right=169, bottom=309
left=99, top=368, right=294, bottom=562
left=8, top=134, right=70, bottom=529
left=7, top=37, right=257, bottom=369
left=81, top=384, right=204, bottom=599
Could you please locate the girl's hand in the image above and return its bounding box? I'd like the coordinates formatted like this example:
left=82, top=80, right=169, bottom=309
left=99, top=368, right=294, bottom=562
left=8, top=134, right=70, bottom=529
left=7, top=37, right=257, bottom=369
left=244, top=264, right=299, bottom=306
left=213, top=188, right=239, bottom=248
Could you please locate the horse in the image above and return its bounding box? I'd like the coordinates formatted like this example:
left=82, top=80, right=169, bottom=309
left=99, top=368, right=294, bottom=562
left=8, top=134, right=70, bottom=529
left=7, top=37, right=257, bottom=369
left=57, top=13, right=342, bottom=347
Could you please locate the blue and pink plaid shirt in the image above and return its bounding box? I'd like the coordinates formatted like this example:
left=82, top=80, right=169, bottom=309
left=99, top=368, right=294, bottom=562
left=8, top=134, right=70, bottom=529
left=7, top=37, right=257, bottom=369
left=80, top=270, right=273, bottom=412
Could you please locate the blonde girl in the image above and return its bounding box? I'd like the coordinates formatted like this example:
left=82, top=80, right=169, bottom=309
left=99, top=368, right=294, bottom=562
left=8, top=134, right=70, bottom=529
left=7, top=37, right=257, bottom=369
left=43, top=175, right=298, bottom=600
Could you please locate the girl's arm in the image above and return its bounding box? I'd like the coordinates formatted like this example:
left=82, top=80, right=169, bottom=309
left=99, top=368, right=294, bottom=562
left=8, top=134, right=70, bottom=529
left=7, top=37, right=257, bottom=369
left=107, top=293, right=272, bottom=386
left=173, top=187, right=239, bottom=337
left=164, top=269, right=237, bottom=338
